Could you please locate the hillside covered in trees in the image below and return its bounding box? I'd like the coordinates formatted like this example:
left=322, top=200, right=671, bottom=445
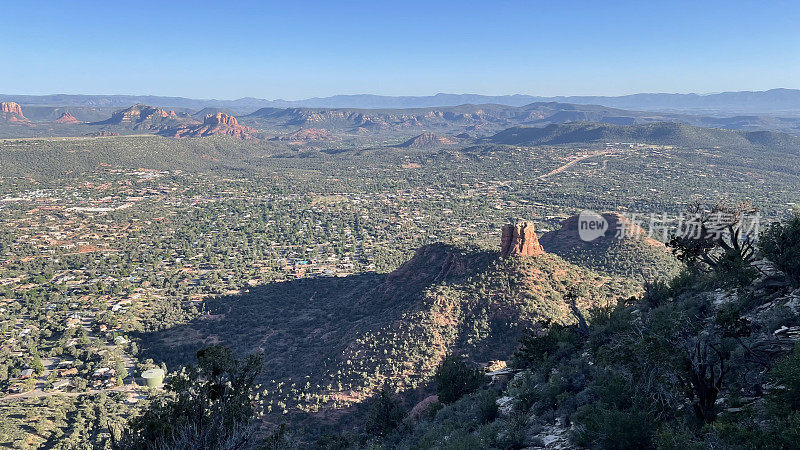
left=1, top=122, right=799, bottom=449
left=136, top=241, right=639, bottom=435
left=116, top=211, right=800, bottom=449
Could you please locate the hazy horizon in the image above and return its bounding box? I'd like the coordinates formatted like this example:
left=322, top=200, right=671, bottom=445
left=3, top=87, right=800, bottom=102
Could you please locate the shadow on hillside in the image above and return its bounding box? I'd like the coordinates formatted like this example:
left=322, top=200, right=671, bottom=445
left=131, top=243, right=498, bottom=435
left=133, top=272, right=385, bottom=369
left=134, top=243, right=497, bottom=369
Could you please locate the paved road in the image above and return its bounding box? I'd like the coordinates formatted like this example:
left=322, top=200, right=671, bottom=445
left=538, top=150, right=614, bottom=180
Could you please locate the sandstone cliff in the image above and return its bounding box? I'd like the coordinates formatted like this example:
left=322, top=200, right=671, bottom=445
left=55, top=112, right=80, bottom=124
left=93, top=104, right=196, bottom=131
left=163, top=113, right=257, bottom=140
left=0, top=101, right=33, bottom=126
left=500, top=222, right=544, bottom=257
left=1, top=102, right=24, bottom=116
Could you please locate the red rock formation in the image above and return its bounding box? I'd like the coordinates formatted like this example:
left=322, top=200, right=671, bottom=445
left=500, top=222, right=544, bottom=257
left=164, top=113, right=257, bottom=140
left=95, top=104, right=197, bottom=131
left=0, top=101, right=33, bottom=126
left=1, top=102, right=23, bottom=116
left=55, top=112, right=80, bottom=124
left=205, top=112, right=238, bottom=127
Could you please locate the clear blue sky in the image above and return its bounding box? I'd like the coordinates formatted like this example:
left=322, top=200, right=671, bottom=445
left=3, top=0, right=799, bottom=99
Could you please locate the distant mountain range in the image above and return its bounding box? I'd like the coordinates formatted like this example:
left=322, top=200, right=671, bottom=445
left=488, top=122, right=800, bottom=151
left=2, top=88, right=799, bottom=115
left=240, top=102, right=800, bottom=137
left=4, top=100, right=800, bottom=141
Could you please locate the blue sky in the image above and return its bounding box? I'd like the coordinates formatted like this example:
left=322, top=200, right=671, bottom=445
left=2, top=0, right=799, bottom=99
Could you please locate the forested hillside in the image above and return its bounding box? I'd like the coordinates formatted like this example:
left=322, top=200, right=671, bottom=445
left=489, top=122, right=800, bottom=150
left=308, top=212, right=800, bottom=449
left=136, top=242, right=638, bottom=434
left=1, top=122, right=799, bottom=448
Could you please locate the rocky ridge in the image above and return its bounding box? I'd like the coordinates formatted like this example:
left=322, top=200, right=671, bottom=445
left=93, top=104, right=197, bottom=131
left=396, top=132, right=456, bottom=148
left=162, top=113, right=257, bottom=140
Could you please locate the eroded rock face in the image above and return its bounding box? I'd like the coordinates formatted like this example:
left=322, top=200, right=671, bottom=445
left=204, top=112, right=238, bottom=127
left=246, top=106, right=498, bottom=133
left=0, top=101, right=33, bottom=126
left=84, top=131, right=119, bottom=137
left=500, top=222, right=544, bottom=257
left=1, top=102, right=24, bottom=116
left=163, top=113, right=257, bottom=140
left=55, top=112, right=80, bottom=124
left=94, top=104, right=196, bottom=130
left=409, top=395, right=439, bottom=419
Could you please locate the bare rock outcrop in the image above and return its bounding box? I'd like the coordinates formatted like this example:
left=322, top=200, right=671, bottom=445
left=93, top=104, right=196, bottom=131
left=0, top=101, right=33, bottom=126
left=163, top=113, right=257, bottom=140
left=409, top=395, right=439, bottom=419
left=55, top=112, right=80, bottom=124
left=500, top=222, right=544, bottom=257
left=1, top=102, right=24, bottom=116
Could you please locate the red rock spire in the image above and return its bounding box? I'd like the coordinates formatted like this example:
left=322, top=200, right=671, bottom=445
left=500, top=222, right=544, bottom=257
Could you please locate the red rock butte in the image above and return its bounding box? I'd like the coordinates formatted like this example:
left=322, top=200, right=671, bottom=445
left=1, top=102, right=24, bottom=116
left=165, top=113, right=257, bottom=140
left=55, top=112, right=80, bottom=124
left=500, top=221, right=544, bottom=257
left=1, top=101, right=33, bottom=126
left=204, top=112, right=239, bottom=127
